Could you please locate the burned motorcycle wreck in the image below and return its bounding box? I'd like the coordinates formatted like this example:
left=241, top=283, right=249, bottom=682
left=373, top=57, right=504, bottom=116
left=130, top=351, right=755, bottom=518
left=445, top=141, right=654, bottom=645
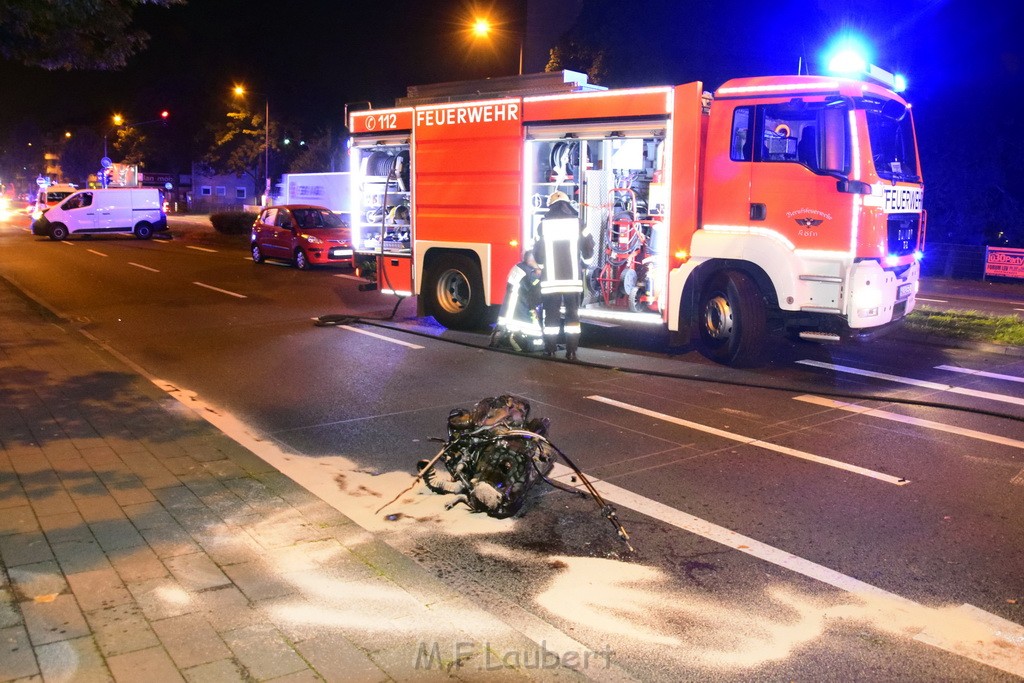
left=379, top=395, right=633, bottom=550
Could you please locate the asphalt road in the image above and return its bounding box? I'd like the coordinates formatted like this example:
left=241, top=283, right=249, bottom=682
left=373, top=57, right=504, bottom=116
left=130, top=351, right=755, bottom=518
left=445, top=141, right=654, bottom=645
left=2, top=213, right=1023, bottom=681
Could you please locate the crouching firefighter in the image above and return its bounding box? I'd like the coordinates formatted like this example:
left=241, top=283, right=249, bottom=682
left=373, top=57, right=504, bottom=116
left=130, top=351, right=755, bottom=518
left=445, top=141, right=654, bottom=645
left=492, top=250, right=544, bottom=352
left=534, top=191, right=594, bottom=360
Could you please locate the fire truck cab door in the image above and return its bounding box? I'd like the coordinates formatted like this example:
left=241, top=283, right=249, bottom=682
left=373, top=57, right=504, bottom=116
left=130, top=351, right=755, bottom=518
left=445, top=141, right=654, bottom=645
left=702, top=104, right=755, bottom=230
left=748, top=101, right=843, bottom=253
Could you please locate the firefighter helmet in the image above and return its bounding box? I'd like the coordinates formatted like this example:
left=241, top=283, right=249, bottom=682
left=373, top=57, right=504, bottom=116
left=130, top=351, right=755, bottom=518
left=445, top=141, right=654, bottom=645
left=547, top=191, right=570, bottom=205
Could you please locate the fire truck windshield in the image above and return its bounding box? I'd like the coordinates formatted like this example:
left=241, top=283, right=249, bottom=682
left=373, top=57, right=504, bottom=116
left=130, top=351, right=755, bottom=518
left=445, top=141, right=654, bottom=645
left=862, top=97, right=919, bottom=183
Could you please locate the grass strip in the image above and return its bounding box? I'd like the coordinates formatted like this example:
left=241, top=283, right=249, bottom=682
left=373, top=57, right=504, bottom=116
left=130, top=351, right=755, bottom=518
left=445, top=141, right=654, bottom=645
left=904, top=306, right=1024, bottom=346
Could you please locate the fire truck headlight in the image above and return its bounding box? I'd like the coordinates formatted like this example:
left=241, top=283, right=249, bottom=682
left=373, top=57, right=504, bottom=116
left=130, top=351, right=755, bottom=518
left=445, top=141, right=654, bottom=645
left=853, top=287, right=882, bottom=318
left=885, top=254, right=899, bottom=267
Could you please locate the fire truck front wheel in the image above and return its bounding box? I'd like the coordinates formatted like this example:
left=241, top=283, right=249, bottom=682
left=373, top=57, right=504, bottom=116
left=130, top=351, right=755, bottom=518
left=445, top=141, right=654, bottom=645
left=424, top=254, right=487, bottom=330
left=698, top=270, right=767, bottom=367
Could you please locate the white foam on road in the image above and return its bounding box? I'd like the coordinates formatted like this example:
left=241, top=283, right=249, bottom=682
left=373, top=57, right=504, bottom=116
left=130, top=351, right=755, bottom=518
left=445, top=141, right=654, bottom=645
left=149, top=379, right=1024, bottom=678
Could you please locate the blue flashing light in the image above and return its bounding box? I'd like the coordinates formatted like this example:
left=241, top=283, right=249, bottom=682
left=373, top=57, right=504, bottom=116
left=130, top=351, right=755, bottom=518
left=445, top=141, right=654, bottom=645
left=825, top=36, right=872, bottom=76
left=914, top=250, right=924, bottom=261
left=893, top=74, right=908, bottom=92
left=829, top=48, right=868, bottom=75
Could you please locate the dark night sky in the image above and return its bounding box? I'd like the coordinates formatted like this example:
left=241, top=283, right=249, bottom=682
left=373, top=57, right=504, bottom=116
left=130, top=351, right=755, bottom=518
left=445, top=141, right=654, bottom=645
left=1, top=0, right=1021, bottom=178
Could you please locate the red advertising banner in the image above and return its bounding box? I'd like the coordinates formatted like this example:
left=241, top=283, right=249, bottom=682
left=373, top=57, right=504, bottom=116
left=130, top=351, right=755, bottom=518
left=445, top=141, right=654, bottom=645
left=985, top=246, right=1024, bottom=279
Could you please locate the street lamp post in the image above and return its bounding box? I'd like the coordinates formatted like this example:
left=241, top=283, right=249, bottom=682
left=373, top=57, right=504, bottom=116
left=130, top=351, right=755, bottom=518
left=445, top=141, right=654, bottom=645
left=101, top=112, right=167, bottom=187
left=104, top=114, right=125, bottom=161
left=233, top=85, right=271, bottom=206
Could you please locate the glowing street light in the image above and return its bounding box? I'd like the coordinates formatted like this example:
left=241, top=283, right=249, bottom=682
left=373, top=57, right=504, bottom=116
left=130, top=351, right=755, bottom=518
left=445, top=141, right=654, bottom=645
left=233, top=84, right=271, bottom=205
left=470, top=14, right=522, bottom=75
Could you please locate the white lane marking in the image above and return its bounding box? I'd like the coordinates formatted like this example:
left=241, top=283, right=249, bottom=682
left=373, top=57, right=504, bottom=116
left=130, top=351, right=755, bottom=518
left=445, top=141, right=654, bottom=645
left=192, top=281, right=247, bottom=299
left=86, top=249, right=108, bottom=257
left=338, top=324, right=424, bottom=349
left=587, top=395, right=908, bottom=485
left=794, top=395, right=1024, bottom=450
left=334, top=273, right=366, bottom=282
left=936, top=364, right=1024, bottom=384
left=916, top=297, right=948, bottom=303
left=797, top=360, right=1024, bottom=407
left=187, top=245, right=217, bottom=253
left=546, top=462, right=1024, bottom=678
left=60, top=240, right=75, bottom=246
left=1011, top=469, right=1024, bottom=487
left=1015, top=309, right=1024, bottom=313
left=128, top=262, right=160, bottom=273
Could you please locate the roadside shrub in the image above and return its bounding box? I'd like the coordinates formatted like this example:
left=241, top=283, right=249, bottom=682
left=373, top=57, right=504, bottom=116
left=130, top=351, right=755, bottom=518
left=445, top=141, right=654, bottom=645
left=210, top=211, right=258, bottom=235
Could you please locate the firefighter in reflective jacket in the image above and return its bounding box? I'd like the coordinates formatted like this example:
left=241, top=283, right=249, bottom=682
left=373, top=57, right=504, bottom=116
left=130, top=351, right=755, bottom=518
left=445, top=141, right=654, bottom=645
left=492, top=250, right=544, bottom=351
left=534, top=191, right=594, bottom=360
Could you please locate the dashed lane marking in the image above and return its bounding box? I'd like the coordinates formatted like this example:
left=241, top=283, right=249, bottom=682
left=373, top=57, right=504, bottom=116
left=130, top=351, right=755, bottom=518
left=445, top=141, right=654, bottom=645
left=128, top=262, right=160, bottom=273
left=936, top=365, right=1024, bottom=384
left=187, top=245, right=218, bottom=253
left=916, top=297, right=948, bottom=303
left=86, top=249, right=108, bottom=257
left=337, top=324, right=424, bottom=349
left=587, top=395, right=909, bottom=485
left=795, top=395, right=1024, bottom=450
left=60, top=240, right=75, bottom=245
left=334, top=273, right=366, bottom=282
left=796, top=360, right=1024, bottom=407
left=192, top=281, right=247, bottom=299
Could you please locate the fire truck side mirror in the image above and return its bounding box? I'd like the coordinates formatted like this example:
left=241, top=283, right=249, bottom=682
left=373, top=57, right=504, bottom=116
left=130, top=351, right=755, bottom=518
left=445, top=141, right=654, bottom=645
left=820, top=107, right=848, bottom=175
left=881, top=99, right=908, bottom=122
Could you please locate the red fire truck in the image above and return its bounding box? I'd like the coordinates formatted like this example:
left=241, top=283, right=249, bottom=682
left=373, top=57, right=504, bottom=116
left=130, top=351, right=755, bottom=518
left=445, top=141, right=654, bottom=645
left=348, top=68, right=923, bottom=365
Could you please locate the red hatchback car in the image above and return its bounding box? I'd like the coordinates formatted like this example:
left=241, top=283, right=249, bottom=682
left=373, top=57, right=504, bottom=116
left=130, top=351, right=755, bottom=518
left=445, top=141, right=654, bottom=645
left=251, top=205, right=354, bottom=269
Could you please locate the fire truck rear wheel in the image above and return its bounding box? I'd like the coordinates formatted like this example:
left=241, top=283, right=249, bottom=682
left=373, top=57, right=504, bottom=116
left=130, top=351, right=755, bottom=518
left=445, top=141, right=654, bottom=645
left=698, top=270, right=766, bottom=367
left=425, top=254, right=486, bottom=330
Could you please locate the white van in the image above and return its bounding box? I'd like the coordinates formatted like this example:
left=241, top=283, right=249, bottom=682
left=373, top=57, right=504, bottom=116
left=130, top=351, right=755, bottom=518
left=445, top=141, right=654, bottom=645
left=32, top=188, right=167, bottom=241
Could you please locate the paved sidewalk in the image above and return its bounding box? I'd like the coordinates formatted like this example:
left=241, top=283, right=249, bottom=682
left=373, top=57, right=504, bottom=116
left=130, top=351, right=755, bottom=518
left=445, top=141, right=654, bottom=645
left=0, top=277, right=580, bottom=682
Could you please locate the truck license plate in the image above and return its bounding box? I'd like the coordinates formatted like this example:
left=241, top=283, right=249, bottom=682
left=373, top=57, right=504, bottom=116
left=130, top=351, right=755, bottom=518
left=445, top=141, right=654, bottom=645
left=897, top=283, right=913, bottom=301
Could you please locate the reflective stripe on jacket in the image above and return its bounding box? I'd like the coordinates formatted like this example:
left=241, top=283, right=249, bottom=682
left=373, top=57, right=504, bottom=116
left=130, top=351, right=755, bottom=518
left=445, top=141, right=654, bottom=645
left=538, top=218, right=582, bottom=294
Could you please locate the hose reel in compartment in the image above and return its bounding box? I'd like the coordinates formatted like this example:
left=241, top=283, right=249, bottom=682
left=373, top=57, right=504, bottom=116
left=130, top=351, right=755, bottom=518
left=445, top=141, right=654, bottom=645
left=361, top=149, right=410, bottom=190
left=358, top=146, right=411, bottom=253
